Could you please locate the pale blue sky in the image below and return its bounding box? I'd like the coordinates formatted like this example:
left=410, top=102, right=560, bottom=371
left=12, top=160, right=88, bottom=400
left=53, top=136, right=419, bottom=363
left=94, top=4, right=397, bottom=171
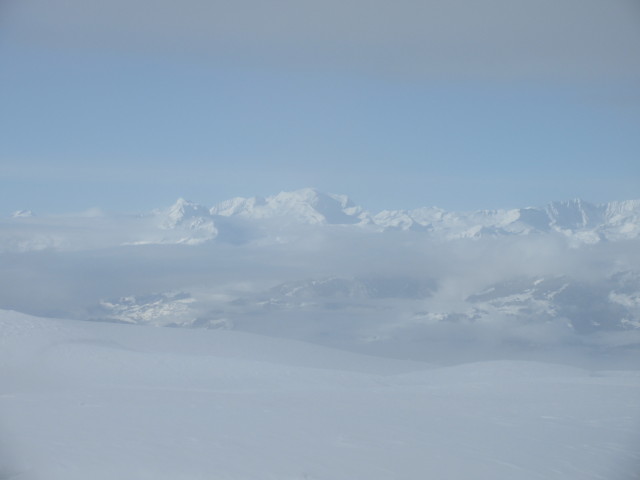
left=2, top=0, right=639, bottom=214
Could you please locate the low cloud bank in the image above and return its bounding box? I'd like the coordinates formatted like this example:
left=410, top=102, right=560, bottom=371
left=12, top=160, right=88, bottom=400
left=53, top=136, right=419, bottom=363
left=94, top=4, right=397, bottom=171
left=1, top=212, right=639, bottom=366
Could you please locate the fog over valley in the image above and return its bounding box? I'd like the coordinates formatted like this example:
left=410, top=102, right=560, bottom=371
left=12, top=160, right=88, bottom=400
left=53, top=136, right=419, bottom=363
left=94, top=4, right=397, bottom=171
left=3, top=189, right=640, bottom=365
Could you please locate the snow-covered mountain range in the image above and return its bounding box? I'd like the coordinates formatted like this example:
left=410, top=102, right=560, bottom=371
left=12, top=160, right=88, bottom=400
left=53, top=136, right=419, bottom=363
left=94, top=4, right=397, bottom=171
left=92, top=271, right=640, bottom=344
left=159, top=189, right=640, bottom=244
left=181, top=188, right=640, bottom=241
left=5, top=188, right=640, bottom=250
left=4, top=187, right=640, bottom=349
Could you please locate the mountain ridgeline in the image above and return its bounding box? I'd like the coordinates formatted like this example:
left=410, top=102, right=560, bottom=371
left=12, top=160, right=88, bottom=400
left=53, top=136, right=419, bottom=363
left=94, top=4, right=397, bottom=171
left=6, top=188, right=640, bottom=249
left=165, top=189, right=640, bottom=245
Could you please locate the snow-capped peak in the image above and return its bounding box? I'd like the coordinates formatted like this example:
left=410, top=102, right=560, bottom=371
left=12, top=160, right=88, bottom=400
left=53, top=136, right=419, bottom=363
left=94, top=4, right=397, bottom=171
left=155, top=199, right=217, bottom=244
left=210, top=188, right=371, bottom=225
left=164, top=198, right=212, bottom=229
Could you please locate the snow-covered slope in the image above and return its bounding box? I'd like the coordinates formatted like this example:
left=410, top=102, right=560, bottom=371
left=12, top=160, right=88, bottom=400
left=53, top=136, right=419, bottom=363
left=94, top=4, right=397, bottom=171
left=2, top=310, right=639, bottom=480
left=462, top=273, right=640, bottom=333
left=91, top=292, right=201, bottom=327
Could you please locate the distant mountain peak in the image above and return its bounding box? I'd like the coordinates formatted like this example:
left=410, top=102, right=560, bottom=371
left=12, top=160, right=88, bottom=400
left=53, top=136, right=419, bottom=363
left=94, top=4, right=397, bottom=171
left=11, top=209, right=34, bottom=218
left=210, top=188, right=370, bottom=225
left=164, top=198, right=211, bottom=226
left=123, top=190, right=640, bottom=245
left=158, top=199, right=217, bottom=244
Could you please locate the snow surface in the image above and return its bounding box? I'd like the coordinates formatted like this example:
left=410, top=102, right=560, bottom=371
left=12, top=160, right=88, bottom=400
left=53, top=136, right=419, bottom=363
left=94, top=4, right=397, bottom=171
left=1, top=310, right=640, bottom=480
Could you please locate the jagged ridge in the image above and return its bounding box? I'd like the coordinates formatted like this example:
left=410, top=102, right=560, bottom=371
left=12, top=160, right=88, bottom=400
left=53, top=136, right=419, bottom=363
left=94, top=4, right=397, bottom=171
left=161, top=189, right=640, bottom=245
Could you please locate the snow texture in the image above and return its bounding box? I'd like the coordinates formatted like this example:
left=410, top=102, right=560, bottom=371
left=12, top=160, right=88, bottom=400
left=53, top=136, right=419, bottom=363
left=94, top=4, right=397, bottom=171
left=1, top=310, right=639, bottom=480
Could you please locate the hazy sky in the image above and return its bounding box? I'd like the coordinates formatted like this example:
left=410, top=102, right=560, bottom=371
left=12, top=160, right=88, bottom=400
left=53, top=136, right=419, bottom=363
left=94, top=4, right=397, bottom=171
left=1, top=0, right=639, bottom=213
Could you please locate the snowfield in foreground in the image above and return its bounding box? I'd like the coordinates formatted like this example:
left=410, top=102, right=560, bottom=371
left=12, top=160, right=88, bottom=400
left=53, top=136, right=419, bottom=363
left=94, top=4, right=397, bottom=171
left=1, top=310, right=639, bottom=480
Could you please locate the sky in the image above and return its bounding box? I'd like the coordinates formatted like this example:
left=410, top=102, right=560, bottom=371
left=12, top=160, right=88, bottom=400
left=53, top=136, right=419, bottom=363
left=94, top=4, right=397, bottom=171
left=1, top=0, right=639, bottom=214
